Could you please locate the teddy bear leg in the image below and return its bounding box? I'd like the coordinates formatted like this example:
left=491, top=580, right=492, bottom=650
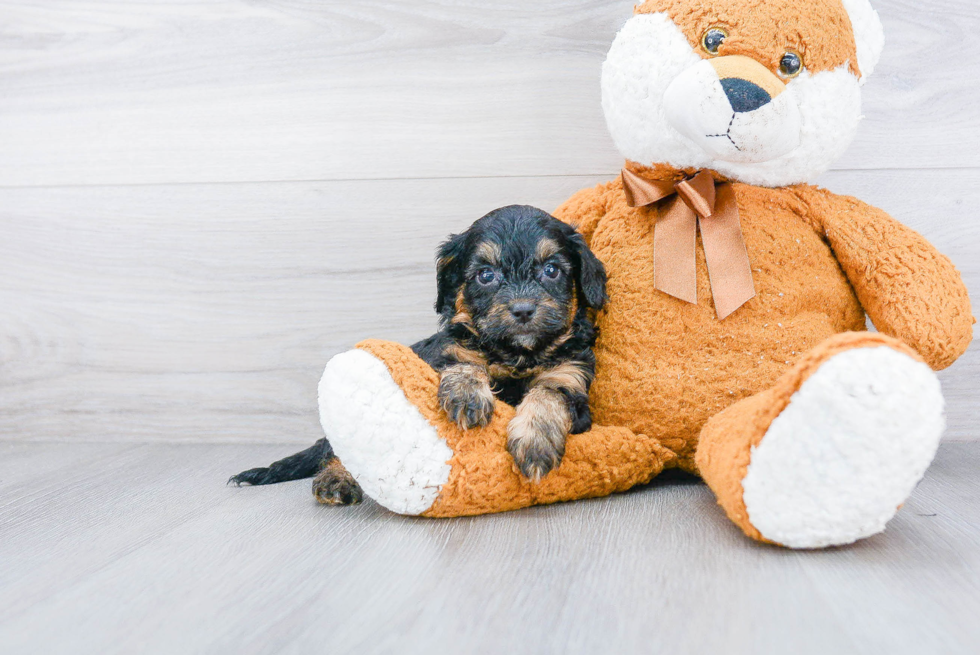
left=317, top=341, right=453, bottom=516
left=696, top=332, right=945, bottom=548
left=319, top=339, right=676, bottom=517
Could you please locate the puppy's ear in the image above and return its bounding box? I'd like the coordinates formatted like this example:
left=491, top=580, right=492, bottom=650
left=434, top=232, right=469, bottom=318
left=569, top=232, right=607, bottom=310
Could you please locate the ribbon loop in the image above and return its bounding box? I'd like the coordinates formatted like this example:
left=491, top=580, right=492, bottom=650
left=675, top=171, right=716, bottom=219
left=620, top=168, right=756, bottom=320
left=621, top=167, right=675, bottom=207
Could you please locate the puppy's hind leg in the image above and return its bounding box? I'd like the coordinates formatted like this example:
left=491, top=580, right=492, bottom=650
left=313, top=458, right=364, bottom=505
left=229, top=437, right=334, bottom=486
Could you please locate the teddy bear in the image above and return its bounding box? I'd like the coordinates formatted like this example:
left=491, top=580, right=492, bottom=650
left=316, top=0, right=973, bottom=548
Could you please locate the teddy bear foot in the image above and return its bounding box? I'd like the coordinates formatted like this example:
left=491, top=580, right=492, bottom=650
left=698, top=333, right=947, bottom=548
left=318, top=348, right=453, bottom=515
left=743, top=344, right=944, bottom=548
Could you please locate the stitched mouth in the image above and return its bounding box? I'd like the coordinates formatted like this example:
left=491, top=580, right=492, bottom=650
left=705, top=113, right=741, bottom=151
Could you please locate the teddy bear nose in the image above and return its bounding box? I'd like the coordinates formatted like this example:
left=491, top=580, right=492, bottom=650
left=721, top=78, right=772, bottom=113
left=708, top=55, right=787, bottom=115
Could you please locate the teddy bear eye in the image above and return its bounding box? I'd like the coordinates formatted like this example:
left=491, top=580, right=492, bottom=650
left=779, top=51, right=803, bottom=78
left=701, top=27, right=728, bottom=56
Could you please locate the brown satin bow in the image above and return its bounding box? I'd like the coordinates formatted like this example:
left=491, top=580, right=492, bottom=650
left=621, top=167, right=756, bottom=320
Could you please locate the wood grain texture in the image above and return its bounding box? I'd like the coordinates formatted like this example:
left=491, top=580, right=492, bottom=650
left=0, top=0, right=978, bottom=186
left=0, top=441, right=978, bottom=653
left=0, top=175, right=601, bottom=442
left=0, top=170, right=976, bottom=443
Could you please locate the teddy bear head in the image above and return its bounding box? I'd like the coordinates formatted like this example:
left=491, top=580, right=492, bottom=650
left=601, top=0, right=885, bottom=187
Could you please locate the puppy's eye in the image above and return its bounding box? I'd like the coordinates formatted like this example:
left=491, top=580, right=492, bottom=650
left=476, top=268, right=496, bottom=285
left=701, top=27, right=728, bottom=56
left=779, top=51, right=803, bottom=78
left=542, top=263, right=561, bottom=280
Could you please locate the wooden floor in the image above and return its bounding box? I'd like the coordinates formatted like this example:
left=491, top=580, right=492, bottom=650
left=0, top=440, right=978, bottom=654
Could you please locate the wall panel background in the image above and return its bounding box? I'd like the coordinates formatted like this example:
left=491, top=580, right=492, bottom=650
left=1, top=0, right=977, bottom=443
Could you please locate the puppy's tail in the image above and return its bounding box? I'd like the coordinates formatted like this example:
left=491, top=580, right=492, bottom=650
left=228, top=437, right=334, bottom=486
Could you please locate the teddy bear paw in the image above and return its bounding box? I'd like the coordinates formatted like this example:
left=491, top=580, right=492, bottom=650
left=741, top=345, right=945, bottom=548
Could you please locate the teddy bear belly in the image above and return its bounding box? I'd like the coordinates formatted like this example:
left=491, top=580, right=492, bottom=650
left=586, top=202, right=866, bottom=470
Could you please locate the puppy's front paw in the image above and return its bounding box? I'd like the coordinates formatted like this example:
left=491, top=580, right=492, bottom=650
left=507, top=389, right=572, bottom=482
left=438, top=364, right=495, bottom=429
left=312, top=460, right=363, bottom=505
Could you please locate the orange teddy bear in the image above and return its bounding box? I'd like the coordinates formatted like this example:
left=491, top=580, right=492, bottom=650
left=318, top=0, right=973, bottom=548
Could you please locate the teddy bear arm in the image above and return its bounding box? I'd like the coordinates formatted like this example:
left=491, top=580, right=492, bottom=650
left=805, top=190, right=974, bottom=370
left=552, top=182, right=615, bottom=243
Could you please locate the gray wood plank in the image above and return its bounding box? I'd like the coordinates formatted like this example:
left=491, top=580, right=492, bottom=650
left=0, top=0, right=977, bottom=187
left=1, top=169, right=976, bottom=443
left=0, top=441, right=977, bottom=654
left=793, top=450, right=980, bottom=653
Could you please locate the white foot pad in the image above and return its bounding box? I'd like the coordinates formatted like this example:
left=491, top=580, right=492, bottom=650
left=318, top=349, right=452, bottom=515
left=742, top=346, right=945, bottom=548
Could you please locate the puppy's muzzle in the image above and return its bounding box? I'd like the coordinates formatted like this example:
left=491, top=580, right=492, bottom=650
left=509, top=301, right=537, bottom=325
left=663, top=55, right=802, bottom=164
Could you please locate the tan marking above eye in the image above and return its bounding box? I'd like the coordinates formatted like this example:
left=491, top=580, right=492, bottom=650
left=535, top=238, right=561, bottom=261
left=475, top=241, right=502, bottom=265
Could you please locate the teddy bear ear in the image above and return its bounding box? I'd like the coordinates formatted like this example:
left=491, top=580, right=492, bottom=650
left=841, top=0, right=885, bottom=82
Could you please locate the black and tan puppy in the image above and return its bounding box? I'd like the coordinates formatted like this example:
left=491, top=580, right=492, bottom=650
left=416, top=204, right=607, bottom=479
left=229, top=205, right=607, bottom=501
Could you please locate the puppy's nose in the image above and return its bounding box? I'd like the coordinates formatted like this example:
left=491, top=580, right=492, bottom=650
left=509, top=302, right=537, bottom=324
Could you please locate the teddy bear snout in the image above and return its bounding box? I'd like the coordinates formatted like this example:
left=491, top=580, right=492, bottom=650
left=710, top=55, right=787, bottom=107
left=720, top=79, right=772, bottom=113
left=663, top=56, right=802, bottom=165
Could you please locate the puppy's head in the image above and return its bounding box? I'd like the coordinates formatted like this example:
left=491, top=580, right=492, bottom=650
left=434, top=205, right=606, bottom=353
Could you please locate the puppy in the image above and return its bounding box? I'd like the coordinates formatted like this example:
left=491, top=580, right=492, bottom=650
left=229, top=205, right=607, bottom=502
left=415, top=204, right=608, bottom=479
